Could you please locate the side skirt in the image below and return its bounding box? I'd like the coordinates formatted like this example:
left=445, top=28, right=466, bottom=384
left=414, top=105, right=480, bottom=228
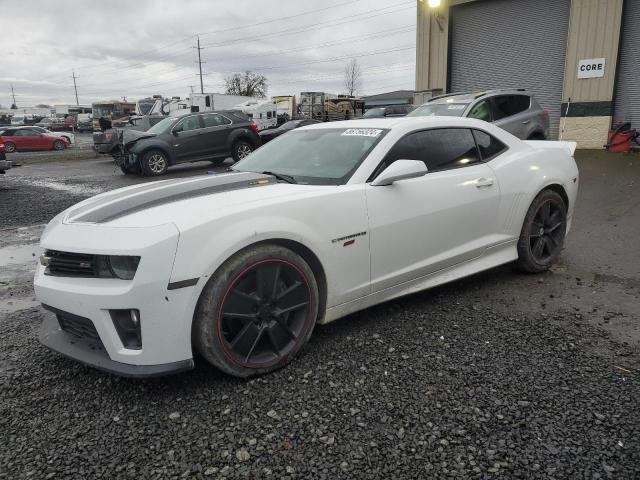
left=321, top=241, right=518, bottom=324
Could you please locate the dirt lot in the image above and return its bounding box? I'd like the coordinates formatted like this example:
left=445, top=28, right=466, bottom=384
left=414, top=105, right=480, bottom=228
left=0, top=148, right=638, bottom=479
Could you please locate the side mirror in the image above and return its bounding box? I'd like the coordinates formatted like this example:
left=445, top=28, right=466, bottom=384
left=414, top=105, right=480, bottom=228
left=172, top=127, right=181, bottom=136
left=371, top=160, right=428, bottom=186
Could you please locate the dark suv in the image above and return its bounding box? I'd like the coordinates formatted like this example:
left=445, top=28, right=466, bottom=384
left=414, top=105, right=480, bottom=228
left=114, top=110, right=261, bottom=176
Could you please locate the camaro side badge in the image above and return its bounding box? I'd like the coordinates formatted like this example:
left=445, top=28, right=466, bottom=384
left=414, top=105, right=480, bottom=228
left=332, top=231, right=367, bottom=247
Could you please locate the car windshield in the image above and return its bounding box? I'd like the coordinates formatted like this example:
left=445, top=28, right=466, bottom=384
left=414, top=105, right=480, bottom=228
left=363, top=108, right=385, bottom=118
left=408, top=103, right=469, bottom=117
left=146, top=116, right=176, bottom=134
left=280, top=120, right=302, bottom=130
left=233, top=127, right=388, bottom=185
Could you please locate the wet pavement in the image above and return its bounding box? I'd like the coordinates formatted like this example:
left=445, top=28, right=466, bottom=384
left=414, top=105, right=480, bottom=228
left=0, top=148, right=639, bottom=478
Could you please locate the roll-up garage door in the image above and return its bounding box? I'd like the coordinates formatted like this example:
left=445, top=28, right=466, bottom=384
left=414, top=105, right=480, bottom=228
left=613, top=0, right=640, bottom=128
left=449, top=0, right=571, bottom=139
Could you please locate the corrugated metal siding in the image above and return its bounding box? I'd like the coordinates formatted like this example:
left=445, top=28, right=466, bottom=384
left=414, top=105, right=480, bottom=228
left=563, top=0, right=623, bottom=103
left=449, top=0, right=571, bottom=139
left=613, top=0, right=640, bottom=127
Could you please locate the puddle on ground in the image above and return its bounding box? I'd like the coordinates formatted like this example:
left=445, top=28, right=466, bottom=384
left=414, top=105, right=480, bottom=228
left=0, top=243, right=41, bottom=269
left=0, top=297, right=40, bottom=314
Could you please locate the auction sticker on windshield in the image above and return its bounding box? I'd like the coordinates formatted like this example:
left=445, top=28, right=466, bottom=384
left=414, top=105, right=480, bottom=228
left=342, top=128, right=383, bottom=137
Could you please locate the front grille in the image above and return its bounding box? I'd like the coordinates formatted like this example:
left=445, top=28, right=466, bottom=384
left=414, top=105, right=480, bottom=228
left=45, top=250, right=96, bottom=277
left=57, top=313, right=101, bottom=342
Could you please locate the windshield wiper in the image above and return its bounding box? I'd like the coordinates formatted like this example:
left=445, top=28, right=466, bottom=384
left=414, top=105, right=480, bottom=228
left=261, top=171, right=297, bottom=184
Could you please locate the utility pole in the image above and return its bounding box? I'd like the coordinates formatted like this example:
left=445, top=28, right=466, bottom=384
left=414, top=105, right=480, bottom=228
left=122, top=96, right=127, bottom=102
left=10, top=84, right=17, bottom=108
left=72, top=70, right=79, bottom=105
left=196, top=35, right=205, bottom=94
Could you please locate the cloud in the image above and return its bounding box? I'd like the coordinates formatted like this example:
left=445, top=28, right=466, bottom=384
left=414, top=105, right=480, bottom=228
left=1, top=0, right=416, bottom=107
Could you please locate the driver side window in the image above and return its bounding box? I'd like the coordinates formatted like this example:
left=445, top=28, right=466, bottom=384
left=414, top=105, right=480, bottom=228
left=175, top=116, right=201, bottom=133
left=378, top=128, right=481, bottom=176
left=468, top=100, right=492, bottom=122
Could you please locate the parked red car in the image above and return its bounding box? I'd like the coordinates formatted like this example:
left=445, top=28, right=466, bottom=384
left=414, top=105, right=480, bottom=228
left=0, top=141, right=11, bottom=173
left=0, top=128, right=69, bottom=152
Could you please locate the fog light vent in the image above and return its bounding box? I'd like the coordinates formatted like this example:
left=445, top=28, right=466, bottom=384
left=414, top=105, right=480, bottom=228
left=110, top=309, right=142, bottom=349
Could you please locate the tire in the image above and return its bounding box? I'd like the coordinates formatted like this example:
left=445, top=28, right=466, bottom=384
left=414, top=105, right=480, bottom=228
left=527, top=132, right=546, bottom=140
left=53, top=140, right=65, bottom=151
left=4, top=141, right=15, bottom=153
left=141, top=149, right=168, bottom=176
left=231, top=140, right=253, bottom=163
left=193, top=244, right=319, bottom=377
left=516, top=189, right=567, bottom=273
left=209, top=158, right=228, bottom=167
left=120, top=164, right=140, bottom=175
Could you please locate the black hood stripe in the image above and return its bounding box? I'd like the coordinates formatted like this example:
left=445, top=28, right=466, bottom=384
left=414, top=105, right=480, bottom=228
left=68, top=172, right=276, bottom=224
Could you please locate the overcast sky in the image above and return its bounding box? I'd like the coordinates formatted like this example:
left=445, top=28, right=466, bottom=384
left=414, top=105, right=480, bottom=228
left=1, top=0, right=416, bottom=108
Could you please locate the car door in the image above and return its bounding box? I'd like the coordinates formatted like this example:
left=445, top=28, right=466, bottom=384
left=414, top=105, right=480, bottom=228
left=365, top=128, right=501, bottom=293
left=171, top=115, right=206, bottom=162
left=200, top=113, right=233, bottom=157
left=25, top=128, right=50, bottom=149
left=491, top=95, right=531, bottom=139
left=12, top=129, right=39, bottom=150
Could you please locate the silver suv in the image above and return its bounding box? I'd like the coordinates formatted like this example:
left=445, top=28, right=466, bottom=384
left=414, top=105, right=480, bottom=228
left=409, top=89, right=549, bottom=140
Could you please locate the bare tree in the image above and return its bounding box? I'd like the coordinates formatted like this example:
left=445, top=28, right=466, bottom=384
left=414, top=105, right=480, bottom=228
left=225, top=71, right=268, bottom=97
left=343, top=58, right=362, bottom=97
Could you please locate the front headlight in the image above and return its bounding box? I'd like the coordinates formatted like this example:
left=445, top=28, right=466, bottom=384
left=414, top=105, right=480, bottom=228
left=45, top=252, right=141, bottom=280
left=108, top=255, right=140, bottom=280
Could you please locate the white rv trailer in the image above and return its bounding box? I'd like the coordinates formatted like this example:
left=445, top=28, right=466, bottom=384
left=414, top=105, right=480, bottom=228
left=234, top=99, right=277, bottom=130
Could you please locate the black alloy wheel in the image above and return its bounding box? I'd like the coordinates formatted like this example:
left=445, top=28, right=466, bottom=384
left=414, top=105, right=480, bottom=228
left=4, top=141, right=16, bottom=153
left=219, top=260, right=311, bottom=367
left=529, top=199, right=565, bottom=262
left=517, top=189, right=567, bottom=272
left=193, top=244, right=319, bottom=377
left=53, top=140, right=65, bottom=150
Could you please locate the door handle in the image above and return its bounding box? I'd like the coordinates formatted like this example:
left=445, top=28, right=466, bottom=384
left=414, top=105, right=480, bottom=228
left=475, top=177, right=494, bottom=188
left=522, top=120, right=531, bottom=124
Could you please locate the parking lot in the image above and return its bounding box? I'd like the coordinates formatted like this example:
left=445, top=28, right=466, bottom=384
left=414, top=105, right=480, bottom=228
left=1, top=149, right=639, bottom=478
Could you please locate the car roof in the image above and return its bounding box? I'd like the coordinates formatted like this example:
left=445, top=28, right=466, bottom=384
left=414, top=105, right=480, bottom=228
left=299, top=116, right=490, bottom=130
left=427, top=88, right=531, bottom=104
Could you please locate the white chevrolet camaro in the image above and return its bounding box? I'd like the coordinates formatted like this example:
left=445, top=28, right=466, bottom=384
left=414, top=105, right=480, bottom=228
left=35, top=117, right=579, bottom=378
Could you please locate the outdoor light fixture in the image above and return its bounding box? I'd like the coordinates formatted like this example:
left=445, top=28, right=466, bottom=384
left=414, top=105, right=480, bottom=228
left=420, top=0, right=446, bottom=32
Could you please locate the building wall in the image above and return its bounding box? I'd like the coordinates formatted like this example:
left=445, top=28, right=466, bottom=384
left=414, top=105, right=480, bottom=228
left=414, top=0, right=625, bottom=148
left=560, top=0, right=623, bottom=146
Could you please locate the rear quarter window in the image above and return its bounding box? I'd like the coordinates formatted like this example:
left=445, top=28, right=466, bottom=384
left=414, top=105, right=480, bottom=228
left=472, top=129, right=508, bottom=161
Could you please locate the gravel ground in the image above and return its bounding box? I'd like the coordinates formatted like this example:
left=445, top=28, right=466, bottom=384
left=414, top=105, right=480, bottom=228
left=1, top=149, right=639, bottom=479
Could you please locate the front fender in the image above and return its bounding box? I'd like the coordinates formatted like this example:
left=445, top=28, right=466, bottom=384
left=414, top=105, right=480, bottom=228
left=129, top=139, right=174, bottom=162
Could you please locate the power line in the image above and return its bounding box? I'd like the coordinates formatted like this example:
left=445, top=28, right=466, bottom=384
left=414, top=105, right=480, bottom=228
left=200, top=2, right=414, bottom=49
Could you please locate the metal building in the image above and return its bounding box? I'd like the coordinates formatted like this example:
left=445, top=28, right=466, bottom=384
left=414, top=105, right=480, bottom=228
left=415, top=0, right=635, bottom=148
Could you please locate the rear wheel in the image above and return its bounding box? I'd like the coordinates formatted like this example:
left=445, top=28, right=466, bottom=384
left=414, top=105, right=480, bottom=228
left=193, top=244, right=319, bottom=377
left=53, top=140, right=65, bottom=151
left=231, top=140, right=253, bottom=163
left=141, top=149, right=168, bottom=176
left=516, top=189, right=567, bottom=272
left=4, top=141, right=15, bottom=153
left=527, top=132, right=546, bottom=140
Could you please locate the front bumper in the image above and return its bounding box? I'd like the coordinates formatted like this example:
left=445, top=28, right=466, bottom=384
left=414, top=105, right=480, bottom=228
left=34, top=221, right=201, bottom=376
left=40, top=308, right=193, bottom=377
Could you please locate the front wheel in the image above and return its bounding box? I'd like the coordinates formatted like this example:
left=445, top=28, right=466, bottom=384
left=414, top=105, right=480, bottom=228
left=193, top=244, right=319, bottom=377
left=231, top=140, right=253, bottom=163
left=141, top=150, right=168, bottom=176
left=516, top=189, right=567, bottom=272
left=53, top=140, right=66, bottom=151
